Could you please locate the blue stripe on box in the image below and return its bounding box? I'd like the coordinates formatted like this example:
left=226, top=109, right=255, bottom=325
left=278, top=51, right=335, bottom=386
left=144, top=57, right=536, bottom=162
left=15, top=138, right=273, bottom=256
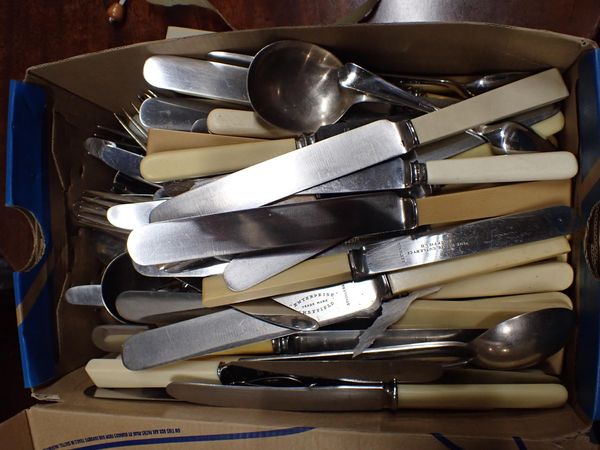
left=576, top=49, right=600, bottom=420
left=6, top=80, right=55, bottom=387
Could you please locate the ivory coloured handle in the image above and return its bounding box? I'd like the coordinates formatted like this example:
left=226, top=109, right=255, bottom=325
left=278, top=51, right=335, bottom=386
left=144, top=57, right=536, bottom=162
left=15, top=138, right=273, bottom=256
left=207, top=109, right=295, bottom=138
left=140, top=138, right=297, bottom=181
left=425, top=152, right=577, bottom=185
left=411, top=68, right=568, bottom=145
left=395, top=383, right=567, bottom=409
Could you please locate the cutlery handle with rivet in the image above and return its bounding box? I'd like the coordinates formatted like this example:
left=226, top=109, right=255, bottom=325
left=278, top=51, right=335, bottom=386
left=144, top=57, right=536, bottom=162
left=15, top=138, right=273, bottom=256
left=423, top=151, right=577, bottom=185
left=140, top=138, right=298, bottom=181
left=207, top=109, right=295, bottom=138
left=395, top=383, right=567, bottom=409
left=410, top=68, right=568, bottom=146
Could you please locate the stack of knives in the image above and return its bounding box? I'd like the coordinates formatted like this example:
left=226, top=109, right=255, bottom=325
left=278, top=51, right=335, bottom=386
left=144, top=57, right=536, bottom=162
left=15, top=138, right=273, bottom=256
left=73, top=41, right=580, bottom=411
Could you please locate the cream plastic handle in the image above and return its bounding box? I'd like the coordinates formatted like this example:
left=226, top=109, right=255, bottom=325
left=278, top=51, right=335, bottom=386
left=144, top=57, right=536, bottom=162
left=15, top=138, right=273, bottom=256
left=425, top=261, right=573, bottom=299
left=140, top=138, right=297, bottom=181
left=85, top=356, right=235, bottom=388
left=531, top=111, right=564, bottom=137
left=411, top=68, right=568, bottom=145
left=395, top=383, right=567, bottom=409
left=388, top=236, right=571, bottom=295
left=146, top=128, right=261, bottom=154
left=202, top=253, right=352, bottom=307
left=202, top=236, right=570, bottom=307
left=415, top=179, right=571, bottom=226
left=207, top=109, right=296, bottom=139
left=424, top=152, right=578, bottom=185
left=392, top=291, right=572, bottom=329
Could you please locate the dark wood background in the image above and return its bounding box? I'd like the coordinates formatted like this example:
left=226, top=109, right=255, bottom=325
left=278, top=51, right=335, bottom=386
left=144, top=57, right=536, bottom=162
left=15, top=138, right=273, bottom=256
left=0, top=0, right=598, bottom=423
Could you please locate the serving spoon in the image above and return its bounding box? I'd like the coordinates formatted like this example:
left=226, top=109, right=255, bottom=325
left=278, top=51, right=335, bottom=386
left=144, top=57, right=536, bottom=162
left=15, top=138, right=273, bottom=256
left=242, top=308, right=576, bottom=370
left=247, top=40, right=435, bottom=133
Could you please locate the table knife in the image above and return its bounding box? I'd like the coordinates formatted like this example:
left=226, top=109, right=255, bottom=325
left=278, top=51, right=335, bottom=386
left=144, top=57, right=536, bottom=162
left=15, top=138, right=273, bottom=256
left=143, top=55, right=250, bottom=106
left=165, top=382, right=568, bottom=410
left=200, top=206, right=574, bottom=306
left=127, top=179, right=572, bottom=267
left=86, top=357, right=444, bottom=388
left=122, top=257, right=571, bottom=370
left=84, top=137, right=146, bottom=182
left=148, top=68, right=568, bottom=222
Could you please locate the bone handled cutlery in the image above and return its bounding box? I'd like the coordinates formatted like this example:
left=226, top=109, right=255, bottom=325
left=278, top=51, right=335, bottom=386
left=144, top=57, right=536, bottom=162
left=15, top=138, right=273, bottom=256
left=199, top=206, right=575, bottom=306
left=146, top=68, right=568, bottom=222
left=121, top=289, right=571, bottom=371
left=112, top=260, right=573, bottom=327
left=126, top=179, right=572, bottom=267
left=121, top=238, right=572, bottom=370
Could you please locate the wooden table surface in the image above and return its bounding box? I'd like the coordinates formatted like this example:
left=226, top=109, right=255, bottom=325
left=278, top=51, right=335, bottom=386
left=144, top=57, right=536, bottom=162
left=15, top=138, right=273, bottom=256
left=0, top=0, right=598, bottom=423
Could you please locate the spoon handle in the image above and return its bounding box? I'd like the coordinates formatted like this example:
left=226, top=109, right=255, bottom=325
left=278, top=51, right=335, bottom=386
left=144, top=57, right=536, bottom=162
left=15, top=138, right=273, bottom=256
left=339, top=63, right=437, bottom=113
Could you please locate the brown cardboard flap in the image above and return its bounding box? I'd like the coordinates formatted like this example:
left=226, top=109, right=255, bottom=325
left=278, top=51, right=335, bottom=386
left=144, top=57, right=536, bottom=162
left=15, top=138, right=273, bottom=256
left=26, top=23, right=594, bottom=114
left=0, top=411, right=34, bottom=450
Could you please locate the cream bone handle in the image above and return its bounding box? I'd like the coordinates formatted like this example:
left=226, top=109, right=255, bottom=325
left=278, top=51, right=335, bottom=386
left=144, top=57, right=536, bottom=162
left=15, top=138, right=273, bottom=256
left=86, top=356, right=228, bottom=388
left=207, top=109, right=294, bottom=139
left=140, top=138, right=297, bottom=182
left=394, top=383, right=567, bottom=409
left=423, top=152, right=577, bottom=185
left=201, top=236, right=571, bottom=307
left=424, top=260, right=573, bottom=299
left=146, top=128, right=262, bottom=154
left=409, top=68, right=568, bottom=145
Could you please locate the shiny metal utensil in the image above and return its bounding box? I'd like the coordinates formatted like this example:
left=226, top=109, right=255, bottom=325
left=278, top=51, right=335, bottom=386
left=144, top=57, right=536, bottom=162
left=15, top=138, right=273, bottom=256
left=84, top=138, right=149, bottom=183
left=247, top=41, right=434, bottom=133
left=147, top=68, right=568, bottom=222
left=143, top=55, right=250, bottom=106
left=219, top=359, right=444, bottom=384
left=245, top=308, right=575, bottom=370
left=488, top=121, right=557, bottom=154
left=202, top=209, right=574, bottom=307
left=206, top=50, right=253, bottom=67
left=384, top=72, right=530, bottom=99
left=127, top=175, right=574, bottom=269
left=115, top=291, right=318, bottom=331
left=65, top=253, right=179, bottom=323
left=139, top=97, right=239, bottom=132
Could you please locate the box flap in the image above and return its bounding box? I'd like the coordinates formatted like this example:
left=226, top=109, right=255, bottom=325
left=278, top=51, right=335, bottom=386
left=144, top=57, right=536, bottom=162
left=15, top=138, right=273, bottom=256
left=0, top=411, right=34, bottom=450
left=5, top=80, right=56, bottom=388
left=26, top=23, right=594, bottom=114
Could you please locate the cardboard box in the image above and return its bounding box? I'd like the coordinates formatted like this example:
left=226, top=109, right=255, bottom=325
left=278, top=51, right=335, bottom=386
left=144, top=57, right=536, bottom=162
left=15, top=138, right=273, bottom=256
left=3, top=23, right=600, bottom=448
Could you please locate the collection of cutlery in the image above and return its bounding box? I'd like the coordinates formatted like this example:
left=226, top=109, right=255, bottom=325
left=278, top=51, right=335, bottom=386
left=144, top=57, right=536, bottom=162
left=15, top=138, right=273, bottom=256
left=71, top=39, right=580, bottom=412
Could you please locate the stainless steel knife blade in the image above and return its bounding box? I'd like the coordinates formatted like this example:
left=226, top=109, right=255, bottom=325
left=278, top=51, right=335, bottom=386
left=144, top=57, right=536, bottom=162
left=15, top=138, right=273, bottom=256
left=121, top=308, right=295, bottom=370
left=139, top=97, right=219, bottom=132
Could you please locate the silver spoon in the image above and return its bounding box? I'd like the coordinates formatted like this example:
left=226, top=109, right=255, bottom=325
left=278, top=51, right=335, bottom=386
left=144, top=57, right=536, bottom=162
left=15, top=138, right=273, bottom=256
left=247, top=40, right=435, bottom=133
left=243, top=308, right=575, bottom=371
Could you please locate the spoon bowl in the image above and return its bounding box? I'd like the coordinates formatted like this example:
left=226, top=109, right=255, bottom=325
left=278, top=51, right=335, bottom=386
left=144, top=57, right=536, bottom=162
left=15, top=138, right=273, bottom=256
left=469, top=307, right=575, bottom=370
left=247, top=40, right=355, bottom=133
